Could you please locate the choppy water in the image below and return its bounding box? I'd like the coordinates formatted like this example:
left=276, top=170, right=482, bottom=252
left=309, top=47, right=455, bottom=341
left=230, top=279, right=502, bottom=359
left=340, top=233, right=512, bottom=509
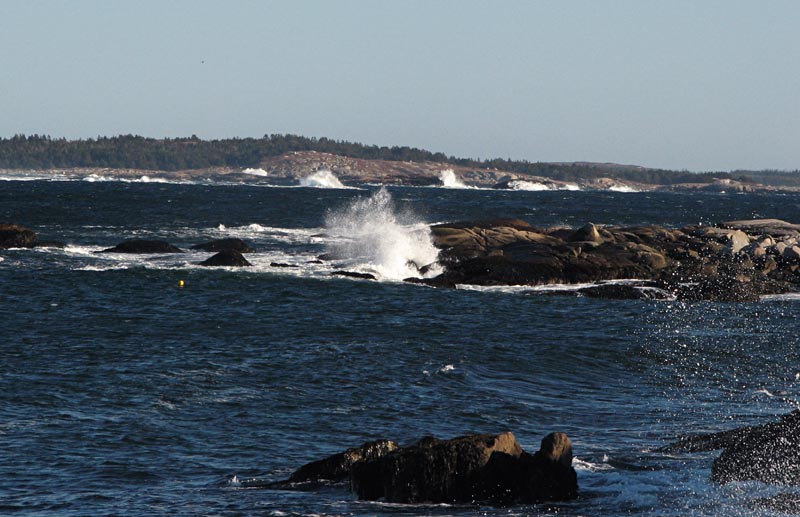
left=3, top=176, right=800, bottom=516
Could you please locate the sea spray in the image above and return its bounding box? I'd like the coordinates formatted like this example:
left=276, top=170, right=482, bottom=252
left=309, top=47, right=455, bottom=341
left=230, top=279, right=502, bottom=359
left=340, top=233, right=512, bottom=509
left=300, top=170, right=346, bottom=189
left=439, top=169, right=467, bottom=189
left=324, top=188, right=441, bottom=281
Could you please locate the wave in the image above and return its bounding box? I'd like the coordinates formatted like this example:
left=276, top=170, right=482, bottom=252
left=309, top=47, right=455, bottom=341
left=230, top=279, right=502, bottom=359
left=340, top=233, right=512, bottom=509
left=299, top=170, right=348, bottom=189
left=324, top=187, right=441, bottom=281
left=241, top=167, right=268, bottom=177
left=439, top=169, right=468, bottom=189
left=609, top=185, right=639, bottom=193
left=505, top=180, right=551, bottom=191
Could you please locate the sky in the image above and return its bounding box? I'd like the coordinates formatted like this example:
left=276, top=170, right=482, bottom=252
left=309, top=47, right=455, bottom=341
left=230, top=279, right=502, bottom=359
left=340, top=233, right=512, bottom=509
left=1, top=1, right=798, bottom=172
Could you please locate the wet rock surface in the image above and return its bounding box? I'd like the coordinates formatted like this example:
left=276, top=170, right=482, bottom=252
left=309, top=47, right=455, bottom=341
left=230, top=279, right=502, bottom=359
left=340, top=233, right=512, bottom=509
left=424, top=218, right=800, bottom=301
left=99, top=239, right=184, bottom=254
left=270, top=432, right=578, bottom=505
left=198, top=249, right=252, bottom=267
left=190, top=238, right=255, bottom=253
left=665, top=411, right=800, bottom=486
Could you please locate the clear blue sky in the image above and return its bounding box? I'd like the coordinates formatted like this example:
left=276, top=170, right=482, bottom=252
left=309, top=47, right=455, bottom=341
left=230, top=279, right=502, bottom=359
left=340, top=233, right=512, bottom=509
left=2, top=1, right=798, bottom=172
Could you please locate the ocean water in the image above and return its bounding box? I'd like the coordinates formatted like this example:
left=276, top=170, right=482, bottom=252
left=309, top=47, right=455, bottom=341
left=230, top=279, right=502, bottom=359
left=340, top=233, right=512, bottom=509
left=2, top=177, right=800, bottom=516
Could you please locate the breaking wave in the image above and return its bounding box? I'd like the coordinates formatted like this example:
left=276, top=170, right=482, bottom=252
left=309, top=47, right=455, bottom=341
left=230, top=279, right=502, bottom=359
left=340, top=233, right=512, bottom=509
left=300, top=170, right=347, bottom=189
left=324, top=188, right=441, bottom=281
left=241, top=167, right=268, bottom=177
left=439, top=169, right=467, bottom=189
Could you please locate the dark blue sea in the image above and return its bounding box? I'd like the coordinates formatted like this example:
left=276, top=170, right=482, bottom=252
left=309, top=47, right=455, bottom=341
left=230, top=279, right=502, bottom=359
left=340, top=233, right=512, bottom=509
left=3, top=176, right=800, bottom=516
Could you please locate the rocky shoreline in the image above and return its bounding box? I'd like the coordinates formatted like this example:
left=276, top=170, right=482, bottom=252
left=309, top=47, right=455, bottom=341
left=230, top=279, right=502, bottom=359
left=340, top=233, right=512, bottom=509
left=420, top=218, right=800, bottom=302
left=3, top=151, right=800, bottom=192
left=4, top=218, right=800, bottom=301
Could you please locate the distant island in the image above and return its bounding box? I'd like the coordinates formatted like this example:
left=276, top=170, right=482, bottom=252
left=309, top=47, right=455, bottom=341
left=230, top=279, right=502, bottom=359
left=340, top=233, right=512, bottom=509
left=1, top=133, right=799, bottom=191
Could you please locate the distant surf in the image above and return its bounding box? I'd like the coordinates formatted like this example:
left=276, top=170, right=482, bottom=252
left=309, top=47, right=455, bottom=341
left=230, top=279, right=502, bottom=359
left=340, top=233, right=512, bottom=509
left=300, top=170, right=349, bottom=189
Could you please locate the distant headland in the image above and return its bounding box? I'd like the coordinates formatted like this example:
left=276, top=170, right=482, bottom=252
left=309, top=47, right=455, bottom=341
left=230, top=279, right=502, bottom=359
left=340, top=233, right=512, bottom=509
left=1, top=134, right=799, bottom=191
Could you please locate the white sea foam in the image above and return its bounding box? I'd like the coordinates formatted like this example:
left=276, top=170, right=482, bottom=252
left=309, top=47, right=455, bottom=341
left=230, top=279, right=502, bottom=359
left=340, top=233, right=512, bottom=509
left=762, top=293, right=800, bottom=302
left=241, top=167, right=268, bottom=177
left=300, top=169, right=347, bottom=189
left=439, top=169, right=468, bottom=189
left=324, top=187, right=441, bottom=281
left=506, top=180, right=551, bottom=191
left=609, top=185, right=639, bottom=193
left=561, top=183, right=581, bottom=191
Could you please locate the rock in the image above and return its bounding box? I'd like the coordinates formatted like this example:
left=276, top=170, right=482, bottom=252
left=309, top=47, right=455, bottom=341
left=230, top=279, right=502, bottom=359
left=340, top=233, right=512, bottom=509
left=784, top=245, right=800, bottom=262
left=724, top=230, right=750, bottom=255
left=270, top=262, right=299, bottom=268
left=283, top=439, right=398, bottom=484
left=0, top=224, right=38, bottom=248
left=99, top=239, right=183, bottom=253
left=425, top=219, right=800, bottom=301
left=351, top=432, right=577, bottom=504
left=712, top=411, right=800, bottom=485
left=331, top=270, right=376, bottom=280
left=190, top=238, right=255, bottom=253
left=568, top=223, right=603, bottom=244
left=198, top=249, right=252, bottom=267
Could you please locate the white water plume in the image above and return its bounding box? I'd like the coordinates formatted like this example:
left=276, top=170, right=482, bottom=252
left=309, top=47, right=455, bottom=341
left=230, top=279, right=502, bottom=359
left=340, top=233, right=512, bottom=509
left=324, top=188, right=441, bottom=281
left=439, top=169, right=467, bottom=188
left=300, top=169, right=346, bottom=189
left=241, top=167, right=268, bottom=177
left=506, top=180, right=552, bottom=191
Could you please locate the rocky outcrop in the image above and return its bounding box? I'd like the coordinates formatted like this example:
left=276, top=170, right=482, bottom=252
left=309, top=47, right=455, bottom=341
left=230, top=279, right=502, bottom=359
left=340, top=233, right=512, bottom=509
left=664, top=411, right=800, bottom=486
left=198, top=249, right=252, bottom=267
left=0, top=224, right=39, bottom=248
left=99, top=239, right=183, bottom=253
left=353, top=431, right=577, bottom=505
left=190, top=238, right=255, bottom=253
left=269, top=432, right=577, bottom=505
left=423, top=218, right=800, bottom=301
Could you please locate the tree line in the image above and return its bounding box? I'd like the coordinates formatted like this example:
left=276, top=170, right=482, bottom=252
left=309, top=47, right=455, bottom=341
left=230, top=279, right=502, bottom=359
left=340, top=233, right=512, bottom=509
left=1, top=133, right=796, bottom=185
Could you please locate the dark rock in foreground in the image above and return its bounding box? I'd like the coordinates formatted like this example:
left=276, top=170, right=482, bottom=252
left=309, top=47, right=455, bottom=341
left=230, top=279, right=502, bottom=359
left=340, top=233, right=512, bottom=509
left=423, top=218, right=800, bottom=301
left=665, top=410, right=800, bottom=486
left=353, top=431, right=577, bottom=504
left=190, top=238, right=255, bottom=253
left=712, top=411, right=800, bottom=485
left=331, top=270, right=376, bottom=280
left=198, top=249, right=252, bottom=267
left=272, top=432, right=578, bottom=505
left=99, top=239, right=183, bottom=254
left=0, top=224, right=39, bottom=249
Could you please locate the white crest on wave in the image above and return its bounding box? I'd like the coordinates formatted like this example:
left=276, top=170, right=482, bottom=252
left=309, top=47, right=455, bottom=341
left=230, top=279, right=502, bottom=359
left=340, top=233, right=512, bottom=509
left=439, top=169, right=467, bottom=189
left=300, top=169, right=346, bottom=189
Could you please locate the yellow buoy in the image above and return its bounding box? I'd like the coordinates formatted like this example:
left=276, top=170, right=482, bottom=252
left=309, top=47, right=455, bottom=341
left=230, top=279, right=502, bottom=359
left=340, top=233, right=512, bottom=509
left=179, top=279, right=185, bottom=287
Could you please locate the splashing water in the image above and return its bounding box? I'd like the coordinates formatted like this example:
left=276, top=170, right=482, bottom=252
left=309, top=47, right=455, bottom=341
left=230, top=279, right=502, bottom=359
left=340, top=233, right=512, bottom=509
left=300, top=170, right=346, bottom=188
left=506, top=180, right=552, bottom=191
left=439, top=169, right=467, bottom=188
left=324, top=188, right=441, bottom=281
left=241, top=167, right=268, bottom=177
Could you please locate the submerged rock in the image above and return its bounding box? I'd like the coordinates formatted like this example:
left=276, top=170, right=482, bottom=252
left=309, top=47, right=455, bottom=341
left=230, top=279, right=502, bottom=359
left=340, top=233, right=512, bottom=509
left=99, top=239, right=183, bottom=253
left=198, top=249, right=252, bottom=267
left=191, top=238, right=255, bottom=253
left=0, top=224, right=39, bottom=249
left=331, top=270, right=376, bottom=280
